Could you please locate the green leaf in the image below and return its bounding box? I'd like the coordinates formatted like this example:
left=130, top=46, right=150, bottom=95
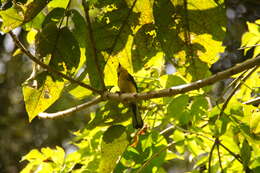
left=99, top=125, right=129, bottom=173
left=23, top=0, right=49, bottom=23
left=69, top=9, right=88, bottom=72
left=247, top=22, right=260, bottom=36
left=165, top=75, right=187, bottom=88
left=42, top=8, right=65, bottom=27
left=229, top=101, right=244, bottom=117
left=167, top=94, right=189, bottom=120
left=214, top=115, right=230, bottom=136
left=68, top=84, right=92, bottom=99
left=0, top=7, right=23, bottom=32
left=69, top=9, right=88, bottom=47
left=171, top=130, right=185, bottom=142
left=26, top=28, right=38, bottom=44
left=140, top=133, right=167, bottom=172
left=22, top=72, right=64, bottom=121
left=240, top=139, right=252, bottom=167
left=190, top=96, right=208, bottom=121
left=36, top=23, right=81, bottom=75
left=186, top=137, right=202, bottom=156
left=154, top=0, right=225, bottom=81
left=50, top=27, right=81, bottom=75
left=253, top=44, right=260, bottom=57
left=241, top=21, right=260, bottom=57
left=21, top=146, right=65, bottom=173
left=87, top=101, right=130, bottom=129
left=36, top=23, right=59, bottom=58
left=132, top=24, right=159, bottom=72
left=162, top=75, right=187, bottom=104
left=0, top=0, right=49, bottom=32
left=21, top=149, right=45, bottom=162
left=24, top=11, right=45, bottom=30
left=252, top=166, right=260, bottom=173
left=250, top=111, right=260, bottom=135
left=47, top=0, right=70, bottom=9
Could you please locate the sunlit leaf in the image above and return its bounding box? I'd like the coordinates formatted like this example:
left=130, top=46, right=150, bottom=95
left=167, top=94, right=189, bottom=120
left=22, top=72, right=64, bottom=121
left=99, top=125, right=129, bottom=173
left=0, top=7, right=23, bottom=32
left=240, top=139, right=252, bottom=167
left=0, top=0, right=49, bottom=32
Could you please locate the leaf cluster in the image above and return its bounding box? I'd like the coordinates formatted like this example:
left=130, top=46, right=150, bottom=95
left=0, top=0, right=259, bottom=172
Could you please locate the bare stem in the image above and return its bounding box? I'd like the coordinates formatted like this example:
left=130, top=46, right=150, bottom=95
left=38, top=96, right=103, bottom=119
left=208, top=139, right=217, bottom=173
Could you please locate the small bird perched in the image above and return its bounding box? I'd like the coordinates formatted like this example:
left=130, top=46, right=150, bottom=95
left=117, top=63, right=143, bottom=129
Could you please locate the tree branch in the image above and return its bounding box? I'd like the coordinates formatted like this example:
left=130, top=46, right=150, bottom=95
left=38, top=57, right=259, bottom=119
left=9, top=31, right=103, bottom=94
left=105, top=56, right=260, bottom=101
left=38, top=96, right=103, bottom=119
left=82, top=1, right=106, bottom=90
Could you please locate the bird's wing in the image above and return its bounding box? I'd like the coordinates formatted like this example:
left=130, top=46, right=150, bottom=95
left=127, top=74, right=138, bottom=92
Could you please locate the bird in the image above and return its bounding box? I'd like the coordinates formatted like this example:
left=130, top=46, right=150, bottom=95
left=117, top=63, right=143, bottom=129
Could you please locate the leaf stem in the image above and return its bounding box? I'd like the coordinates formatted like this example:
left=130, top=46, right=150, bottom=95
left=208, top=139, right=217, bottom=173
left=218, top=141, right=243, bottom=163
left=216, top=140, right=223, bottom=172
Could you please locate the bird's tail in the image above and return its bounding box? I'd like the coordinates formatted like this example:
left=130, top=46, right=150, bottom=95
left=130, top=103, right=143, bottom=129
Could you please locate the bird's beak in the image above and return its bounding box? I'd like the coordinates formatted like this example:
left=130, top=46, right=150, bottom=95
left=117, top=63, right=121, bottom=73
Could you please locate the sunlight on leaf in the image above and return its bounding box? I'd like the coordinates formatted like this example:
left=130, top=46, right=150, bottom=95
left=23, top=72, right=64, bottom=121
left=99, top=125, right=129, bottom=173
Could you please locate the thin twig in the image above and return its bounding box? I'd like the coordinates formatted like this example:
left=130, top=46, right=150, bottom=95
left=82, top=1, right=106, bottom=90
left=38, top=96, right=103, bottom=119
left=218, top=66, right=258, bottom=118
left=243, top=97, right=260, bottom=105
left=238, top=43, right=260, bottom=50
left=159, top=125, right=175, bottom=135
left=216, top=140, right=223, bottom=172
left=214, top=69, right=248, bottom=105
left=208, top=139, right=217, bottom=173
left=136, top=141, right=177, bottom=173
left=161, top=123, right=214, bottom=141
left=9, top=31, right=102, bottom=94
left=218, top=141, right=243, bottom=163
left=173, top=125, right=243, bottom=165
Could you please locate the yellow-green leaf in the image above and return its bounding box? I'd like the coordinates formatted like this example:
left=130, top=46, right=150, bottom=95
left=23, top=72, right=64, bottom=121
left=99, top=125, right=129, bottom=173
